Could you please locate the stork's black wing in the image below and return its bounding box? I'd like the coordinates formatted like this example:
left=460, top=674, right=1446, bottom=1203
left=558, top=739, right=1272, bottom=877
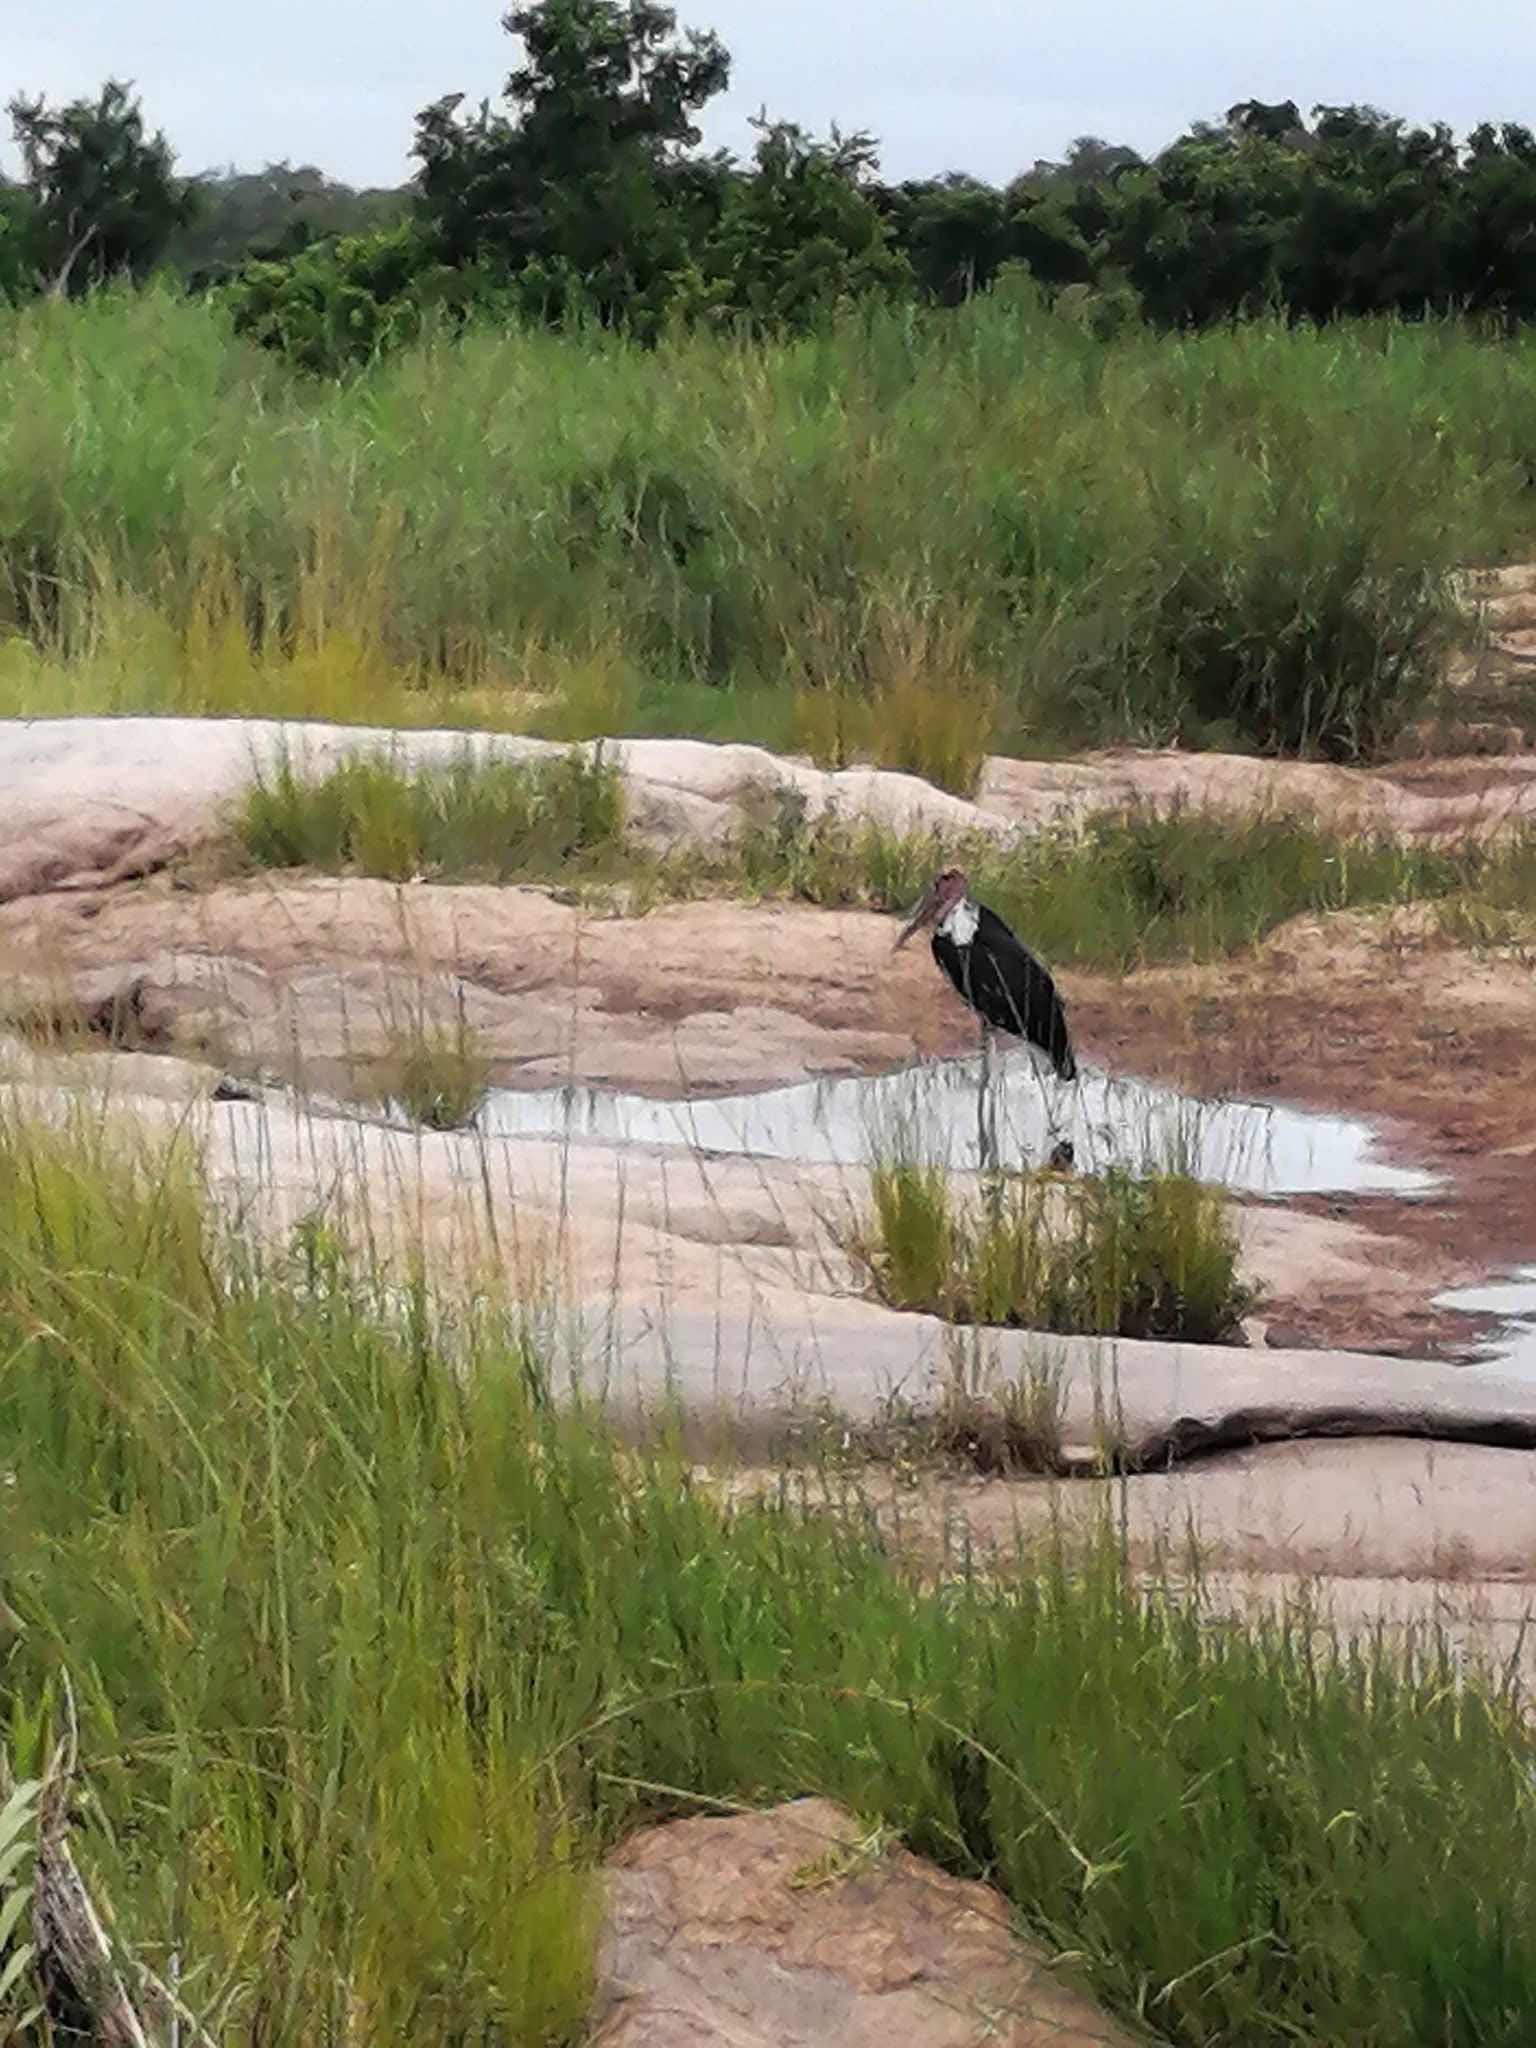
left=932, top=904, right=1077, bottom=1079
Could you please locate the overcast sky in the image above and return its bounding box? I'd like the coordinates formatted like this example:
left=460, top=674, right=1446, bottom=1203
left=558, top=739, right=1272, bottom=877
left=5, top=0, right=1536, bottom=189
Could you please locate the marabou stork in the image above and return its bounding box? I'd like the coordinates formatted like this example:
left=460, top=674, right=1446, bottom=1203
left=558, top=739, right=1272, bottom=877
left=895, top=867, right=1077, bottom=1168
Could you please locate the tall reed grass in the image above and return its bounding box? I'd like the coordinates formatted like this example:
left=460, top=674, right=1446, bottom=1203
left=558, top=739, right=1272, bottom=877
left=1, top=288, right=1532, bottom=769
left=1, top=1101, right=1535, bottom=2044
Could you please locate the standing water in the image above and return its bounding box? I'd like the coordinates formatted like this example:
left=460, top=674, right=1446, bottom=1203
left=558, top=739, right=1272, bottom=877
left=1435, top=1268, right=1536, bottom=1377
left=475, top=1053, right=1434, bottom=1199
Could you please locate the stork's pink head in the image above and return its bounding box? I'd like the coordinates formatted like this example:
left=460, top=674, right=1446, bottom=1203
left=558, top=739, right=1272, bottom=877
left=894, top=867, right=969, bottom=950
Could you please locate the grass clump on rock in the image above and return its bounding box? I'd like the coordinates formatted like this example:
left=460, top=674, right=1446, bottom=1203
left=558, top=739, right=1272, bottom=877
left=238, top=743, right=626, bottom=882
left=236, top=744, right=1533, bottom=968
left=856, top=1159, right=1249, bottom=1343
left=374, top=999, right=491, bottom=1131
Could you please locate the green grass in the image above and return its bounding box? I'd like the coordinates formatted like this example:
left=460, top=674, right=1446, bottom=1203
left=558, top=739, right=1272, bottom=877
left=239, top=744, right=627, bottom=882
left=720, top=792, right=1536, bottom=970
left=373, top=997, right=491, bottom=1131
left=1, top=287, right=1534, bottom=768
left=234, top=748, right=1536, bottom=973
left=922, top=807, right=1527, bottom=971
left=856, top=1160, right=1249, bottom=1344
left=1, top=1103, right=1535, bottom=2043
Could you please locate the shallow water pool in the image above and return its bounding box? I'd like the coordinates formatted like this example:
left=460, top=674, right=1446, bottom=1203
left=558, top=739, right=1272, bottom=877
left=475, top=1052, right=1435, bottom=1200
left=1436, top=1267, right=1536, bottom=1377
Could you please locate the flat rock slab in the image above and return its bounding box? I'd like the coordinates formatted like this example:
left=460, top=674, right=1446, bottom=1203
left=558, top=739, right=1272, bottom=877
left=8, top=716, right=1536, bottom=906
left=591, top=1798, right=1142, bottom=2048
left=6, top=1047, right=1535, bottom=1467
left=0, top=718, right=1000, bottom=903
left=794, top=1439, right=1536, bottom=1583
left=11, top=1047, right=1536, bottom=1577
left=586, top=1303, right=1536, bottom=1462
left=0, top=873, right=950, bottom=1092
left=0, top=1035, right=1471, bottom=1419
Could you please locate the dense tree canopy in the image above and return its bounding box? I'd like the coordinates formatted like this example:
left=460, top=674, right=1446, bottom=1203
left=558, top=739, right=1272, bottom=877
left=7, top=79, right=192, bottom=293
left=680, top=121, right=910, bottom=329
left=10, top=13, right=1536, bottom=361
left=412, top=0, right=731, bottom=325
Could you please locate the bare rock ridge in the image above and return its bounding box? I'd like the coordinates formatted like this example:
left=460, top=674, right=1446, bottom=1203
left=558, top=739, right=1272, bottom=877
left=585, top=1303, right=1536, bottom=1464
left=7, top=715, right=1536, bottom=907
left=0, top=878, right=952, bottom=1093
left=590, top=1797, right=1142, bottom=2048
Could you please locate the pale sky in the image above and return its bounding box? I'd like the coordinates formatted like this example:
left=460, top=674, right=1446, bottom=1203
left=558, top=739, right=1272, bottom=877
left=4, top=0, right=1535, bottom=189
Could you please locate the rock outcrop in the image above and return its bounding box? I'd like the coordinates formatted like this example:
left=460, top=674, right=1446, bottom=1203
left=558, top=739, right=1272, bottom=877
left=8, top=716, right=1536, bottom=908
left=590, top=1798, right=1142, bottom=2048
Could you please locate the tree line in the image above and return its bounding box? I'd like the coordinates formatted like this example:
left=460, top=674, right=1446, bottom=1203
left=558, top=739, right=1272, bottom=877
left=7, top=1, right=1536, bottom=369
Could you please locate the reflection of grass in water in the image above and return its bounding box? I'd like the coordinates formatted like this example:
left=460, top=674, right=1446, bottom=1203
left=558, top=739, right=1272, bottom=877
left=855, top=1158, right=1249, bottom=1343
left=376, top=1004, right=490, bottom=1132
left=853, top=1057, right=1218, bottom=1187
left=4, top=1100, right=1536, bottom=2046
left=854, top=1062, right=959, bottom=1176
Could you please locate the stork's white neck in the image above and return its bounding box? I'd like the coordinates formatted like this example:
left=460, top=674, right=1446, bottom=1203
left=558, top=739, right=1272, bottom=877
left=937, top=896, right=979, bottom=945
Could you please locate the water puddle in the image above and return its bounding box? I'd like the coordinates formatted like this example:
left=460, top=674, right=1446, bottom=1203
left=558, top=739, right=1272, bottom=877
left=1436, top=1267, right=1536, bottom=1377
left=474, top=1053, right=1435, bottom=1199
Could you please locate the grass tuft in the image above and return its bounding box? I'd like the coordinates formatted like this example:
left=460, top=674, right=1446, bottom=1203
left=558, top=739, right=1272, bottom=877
left=858, top=1160, right=1249, bottom=1343
left=238, top=744, right=627, bottom=882
left=374, top=997, right=491, bottom=1132
left=234, top=744, right=1536, bottom=979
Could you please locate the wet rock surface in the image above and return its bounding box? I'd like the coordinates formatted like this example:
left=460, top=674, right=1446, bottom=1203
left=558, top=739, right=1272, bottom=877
left=0, top=863, right=1490, bottom=1353
left=800, top=1437, right=1536, bottom=1582
left=7, top=1031, right=1536, bottom=1497
left=1073, top=902, right=1536, bottom=1355
left=0, top=1032, right=1469, bottom=1374
left=590, top=1798, right=1142, bottom=2048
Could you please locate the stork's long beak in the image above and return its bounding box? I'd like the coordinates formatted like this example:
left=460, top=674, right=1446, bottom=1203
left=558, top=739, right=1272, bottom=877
left=894, top=881, right=939, bottom=951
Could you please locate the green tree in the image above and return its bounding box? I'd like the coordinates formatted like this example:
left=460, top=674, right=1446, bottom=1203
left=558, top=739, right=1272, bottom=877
left=1006, top=189, right=1096, bottom=290
left=1272, top=108, right=1455, bottom=319
left=225, top=220, right=483, bottom=375
left=0, top=178, right=35, bottom=300
left=1098, top=128, right=1306, bottom=325
left=687, top=121, right=911, bottom=330
left=1019, top=134, right=1146, bottom=193
left=878, top=176, right=1009, bottom=304
left=413, top=0, right=729, bottom=325
left=1461, top=122, right=1536, bottom=325
left=879, top=138, right=1139, bottom=308
left=7, top=80, right=193, bottom=294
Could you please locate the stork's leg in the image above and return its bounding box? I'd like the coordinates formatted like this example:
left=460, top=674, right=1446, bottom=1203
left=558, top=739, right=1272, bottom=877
left=1043, top=1058, right=1080, bottom=1173
left=977, top=1021, right=999, bottom=1177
